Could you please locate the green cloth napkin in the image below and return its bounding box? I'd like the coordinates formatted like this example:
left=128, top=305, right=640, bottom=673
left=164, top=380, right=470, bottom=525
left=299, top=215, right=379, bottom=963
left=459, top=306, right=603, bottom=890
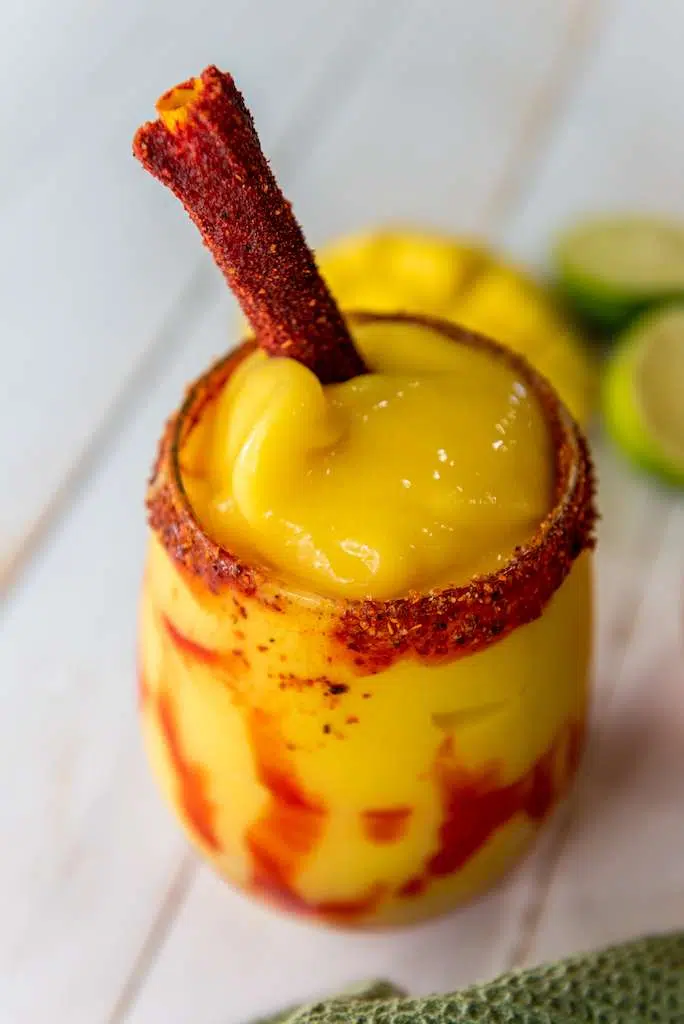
left=251, top=932, right=684, bottom=1024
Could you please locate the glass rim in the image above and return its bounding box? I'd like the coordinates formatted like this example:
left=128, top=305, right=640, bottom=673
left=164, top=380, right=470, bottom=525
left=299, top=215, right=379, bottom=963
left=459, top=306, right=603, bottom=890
left=147, top=311, right=596, bottom=669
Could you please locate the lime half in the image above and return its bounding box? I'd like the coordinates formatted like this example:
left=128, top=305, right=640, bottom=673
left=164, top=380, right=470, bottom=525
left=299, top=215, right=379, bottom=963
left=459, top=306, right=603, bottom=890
left=603, top=305, right=684, bottom=487
left=554, top=215, right=684, bottom=331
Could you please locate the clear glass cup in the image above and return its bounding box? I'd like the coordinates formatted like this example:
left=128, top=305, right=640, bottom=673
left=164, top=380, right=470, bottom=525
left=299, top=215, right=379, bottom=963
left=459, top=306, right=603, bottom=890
left=138, top=312, right=595, bottom=928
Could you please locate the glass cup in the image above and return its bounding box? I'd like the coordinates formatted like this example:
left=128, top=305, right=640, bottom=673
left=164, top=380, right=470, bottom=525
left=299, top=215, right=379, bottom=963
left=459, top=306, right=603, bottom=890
left=138, top=312, right=595, bottom=928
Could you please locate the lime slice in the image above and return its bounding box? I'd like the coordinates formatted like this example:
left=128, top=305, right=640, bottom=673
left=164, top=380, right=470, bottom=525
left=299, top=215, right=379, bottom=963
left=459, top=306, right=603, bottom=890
left=603, top=305, right=684, bottom=487
left=554, top=215, right=684, bottom=331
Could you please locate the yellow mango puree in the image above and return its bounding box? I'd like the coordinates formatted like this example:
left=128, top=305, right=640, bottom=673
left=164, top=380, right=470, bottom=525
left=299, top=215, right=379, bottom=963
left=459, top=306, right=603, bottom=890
left=184, top=320, right=553, bottom=598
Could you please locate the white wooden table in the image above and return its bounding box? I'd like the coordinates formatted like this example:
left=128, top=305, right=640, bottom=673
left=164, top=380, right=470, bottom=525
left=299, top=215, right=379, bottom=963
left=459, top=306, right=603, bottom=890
left=2, top=2, right=683, bottom=1021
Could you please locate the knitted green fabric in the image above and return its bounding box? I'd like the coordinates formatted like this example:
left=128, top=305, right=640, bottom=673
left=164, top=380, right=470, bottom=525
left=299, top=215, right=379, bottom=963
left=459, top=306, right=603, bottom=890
left=250, top=932, right=684, bottom=1024
left=251, top=984, right=405, bottom=1024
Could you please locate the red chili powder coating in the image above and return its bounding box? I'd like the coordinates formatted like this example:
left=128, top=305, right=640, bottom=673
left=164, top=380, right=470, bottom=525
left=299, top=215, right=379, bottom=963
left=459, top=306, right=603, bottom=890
left=156, top=689, right=221, bottom=852
left=362, top=807, right=413, bottom=844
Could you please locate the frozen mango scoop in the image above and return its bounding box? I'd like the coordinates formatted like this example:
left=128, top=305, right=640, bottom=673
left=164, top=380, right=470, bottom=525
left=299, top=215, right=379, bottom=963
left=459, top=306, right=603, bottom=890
left=184, top=317, right=553, bottom=600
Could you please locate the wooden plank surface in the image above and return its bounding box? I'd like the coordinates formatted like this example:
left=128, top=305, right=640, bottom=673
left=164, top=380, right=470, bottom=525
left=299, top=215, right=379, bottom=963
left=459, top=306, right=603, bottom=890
left=498, top=0, right=684, bottom=963
left=0, top=296, right=226, bottom=1024
left=0, top=0, right=404, bottom=588
left=1, top=2, right=595, bottom=1021
left=525, top=504, right=684, bottom=962
left=125, top=3, right=613, bottom=1022
left=1, top=3, right=417, bottom=1020
left=2, top=0, right=683, bottom=1022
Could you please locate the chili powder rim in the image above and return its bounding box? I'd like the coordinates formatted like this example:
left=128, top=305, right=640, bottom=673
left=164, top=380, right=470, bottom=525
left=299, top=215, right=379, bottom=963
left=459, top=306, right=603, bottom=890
left=147, top=312, right=596, bottom=662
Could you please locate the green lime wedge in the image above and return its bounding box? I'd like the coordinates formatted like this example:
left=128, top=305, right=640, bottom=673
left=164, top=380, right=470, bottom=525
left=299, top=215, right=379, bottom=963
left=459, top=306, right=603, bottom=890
left=603, top=305, right=684, bottom=487
left=554, top=215, right=684, bottom=331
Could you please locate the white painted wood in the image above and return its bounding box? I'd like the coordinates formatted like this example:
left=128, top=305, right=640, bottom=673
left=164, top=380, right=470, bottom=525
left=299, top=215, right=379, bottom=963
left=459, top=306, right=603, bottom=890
left=501, top=0, right=684, bottom=267
left=0, top=4, right=596, bottom=1021
left=127, top=861, right=546, bottom=1024
left=0, top=297, right=552, bottom=1024
left=0, top=294, right=231, bottom=1024
left=140, top=0, right=684, bottom=1007
left=3, top=0, right=684, bottom=1021
left=0, top=0, right=398, bottom=582
left=294, top=0, right=590, bottom=243
left=468, top=443, right=678, bottom=971
left=127, top=4, right=614, bottom=1022
left=0, top=2, right=420, bottom=1018
left=495, top=0, right=684, bottom=966
left=498, top=0, right=684, bottom=745
left=523, top=503, right=684, bottom=963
